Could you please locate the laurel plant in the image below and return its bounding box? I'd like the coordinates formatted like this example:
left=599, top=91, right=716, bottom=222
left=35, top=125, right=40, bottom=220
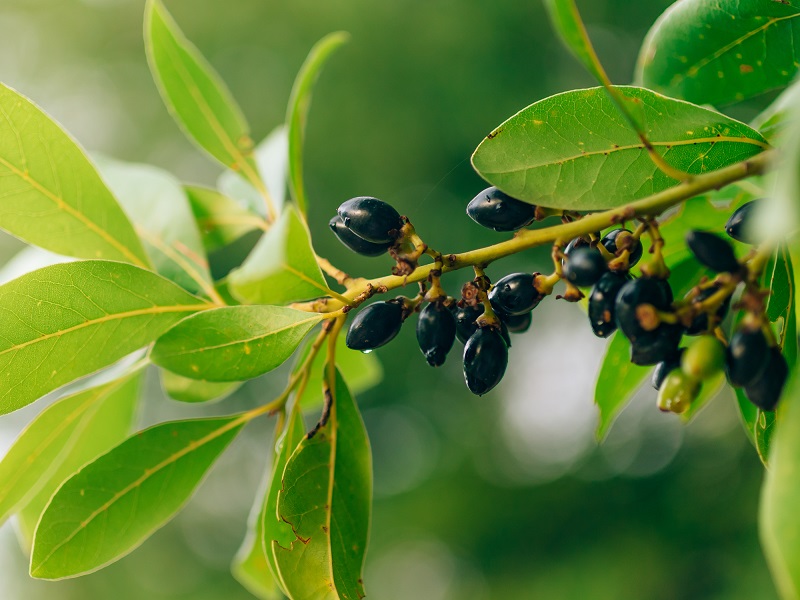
left=0, top=0, right=799, bottom=598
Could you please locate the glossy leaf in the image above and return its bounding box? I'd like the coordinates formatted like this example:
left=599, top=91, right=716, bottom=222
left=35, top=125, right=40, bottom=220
left=15, top=373, right=142, bottom=549
left=0, top=84, right=147, bottom=266
left=184, top=185, right=265, bottom=253
left=228, top=205, right=330, bottom=305
left=261, top=407, right=306, bottom=595
left=144, top=0, right=271, bottom=211
left=594, top=332, right=650, bottom=440
left=160, top=369, right=242, bottom=404
left=232, top=410, right=304, bottom=599
left=218, top=126, right=288, bottom=218
left=274, top=369, right=372, bottom=600
left=0, top=260, right=206, bottom=415
left=637, top=0, right=800, bottom=107
left=0, top=373, right=141, bottom=527
left=31, top=415, right=246, bottom=579
left=471, top=86, right=768, bottom=211
left=151, top=305, right=323, bottom=382
left=294, top=335, right=383, bottom=410
left=287, top=32, right=350, bottom=215
left=96, top=157, right=213, bottom=296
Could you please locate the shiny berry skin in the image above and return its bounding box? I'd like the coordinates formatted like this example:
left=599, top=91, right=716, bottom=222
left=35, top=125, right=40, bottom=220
left=686, top=230, right=740, bottom=274
left=588, top=272, right=629, bottom=338
left=744, top=347, right=788, bottom=411
left=629, top=323, right=684, bottom=366
left=454, top=303, right=511, bottom=346
left=651, top=348, right=685, bottom=390
left=463, top=328, right=508, bottom=395
left=416, top=302, right=457, bottom=367
left=488, top=273, right=543, bottom=316
left=726, top=327, right=770, bottom=387
left=725, top=200, right=761, bottom=244
left=345, top=301, right=405, bottom=351
left=502, top=310, right=532, bottom=334
left=466, top=186, right=537, bottom=232
left=337, top=197, right=403, bottom=244
left=601, top=228, right=643, bottom=266
left=657, top=369, right=699, bottom=414
left=329, top=216, right=391, bottom=257
left=685, top=283, right=731, bottom=335
left=615, top=277, right=673, bottom=344
left=681, top=336, right=725, bottom=381
left=562, top=246, right=608, bottom=287
left=563, top=236, right=591, bottom=257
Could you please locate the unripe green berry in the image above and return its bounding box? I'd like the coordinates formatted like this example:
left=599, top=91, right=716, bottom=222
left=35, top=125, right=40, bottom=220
left=657, top=370, right=700, bottom=415
left=681, top=335, right=725, bottom=381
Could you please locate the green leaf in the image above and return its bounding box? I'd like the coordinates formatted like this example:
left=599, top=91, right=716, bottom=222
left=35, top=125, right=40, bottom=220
left=0, top=260, right=206, bottom=415
left=144, top=0, right=272, bottom=213
left=232, top=410, right=304, bottom=599
left=594, top=332, right=650, bottom=440
left=752, top=79, right=800, bottom=143
left=294, top=335, right=383, bottom=410
left=151, top=305, right=323, bottom=382
left=261, top=408, right=307, bottom=596
left=0, top=84, right=147, bottom=266
left=160, top=369, right=242, bottom=404
left=218, top=126, right=288, bottom=218
left=0, top=372, right=142, bottom=528
left=31, top=415, right=246, bottom=579
left=287, top=32, right=350, bottom=215
left=637, top=0, right=800, bottom=107
left=15, top=372, right=142, bottom=550
left=95, top=156, right=213, bottom=297
left=184, top=185, right=266, bottom=253
left=274, top=368, right=372, bottom=600
left=228, top=205, right=330, bottom=305
left=543, top=0, right=607, bottom=87
left=471, top=86, right=768, bottom=211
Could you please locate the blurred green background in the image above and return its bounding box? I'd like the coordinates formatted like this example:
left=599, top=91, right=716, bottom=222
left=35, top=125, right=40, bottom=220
left=0, top=1, right=777, bottom=598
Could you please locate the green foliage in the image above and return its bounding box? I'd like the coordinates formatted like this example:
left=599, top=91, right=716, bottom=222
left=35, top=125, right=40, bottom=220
left=471, top=86, right=767, bottom=210
left=185, top=185, right=265, bottom=253
left=228, top=205, right=330, bottom=305
left=144, top=0, right=259, bottom=191
left=31, top=415, right=246, bottom=579
left=160, top=369, right=242, bottom=404
left=0, top=372, right=142, bottom=527
left=287, top=32, right=350, bottom=215
left=274, top=368, right=372, bottom=599
left=0, top=261, right=205, bottom=415
left=638, top=0, right=800, bottom=107
left=151, top=305, right=323, bottom=381
left=0, top=84, right=148, bottom=266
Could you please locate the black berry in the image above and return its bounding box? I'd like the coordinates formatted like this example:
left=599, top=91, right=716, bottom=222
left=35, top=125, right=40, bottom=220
left=686, top=230, right=740, bottom=274
left=345, top=300, right=405, bottom=351
left=629, top=323, right=684, bottom=366
left=502, top=310, right=532, bottom=334
left=652, top=348, right=686, bottom=390
left=588, top=272, right=630, bottom=338
left=416, top=302, right=457, bottom=367
left=329, top=216, right=392, bottom=257
left=488, top=273, right=543, bottom=316
left=338, top=197, right=403, bottom=244
left=725, top=200, right=761, bottom=245
left=615, top=277, right=674, bottom=344
left=744, top=347, right=788, bottom=411
left=454, top=303, right=511, bottom=346
left=601, top=228, right=643, bottom=266
left=726, top=326, right=770, bottom=387
left=463, top=328, right=508, bottom=395
left=562, top=246, right=608, bottom=287
left=466, top=186, right=537, bottom=232
left=685, top=283, right=731, bottom=335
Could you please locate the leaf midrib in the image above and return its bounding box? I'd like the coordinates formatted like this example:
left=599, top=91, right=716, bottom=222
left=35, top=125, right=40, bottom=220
left=31, top=415, right=246, bottom=576
left=0, top=304, right=204, bottom=358
left=480, top=135, right=768, bottom=175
